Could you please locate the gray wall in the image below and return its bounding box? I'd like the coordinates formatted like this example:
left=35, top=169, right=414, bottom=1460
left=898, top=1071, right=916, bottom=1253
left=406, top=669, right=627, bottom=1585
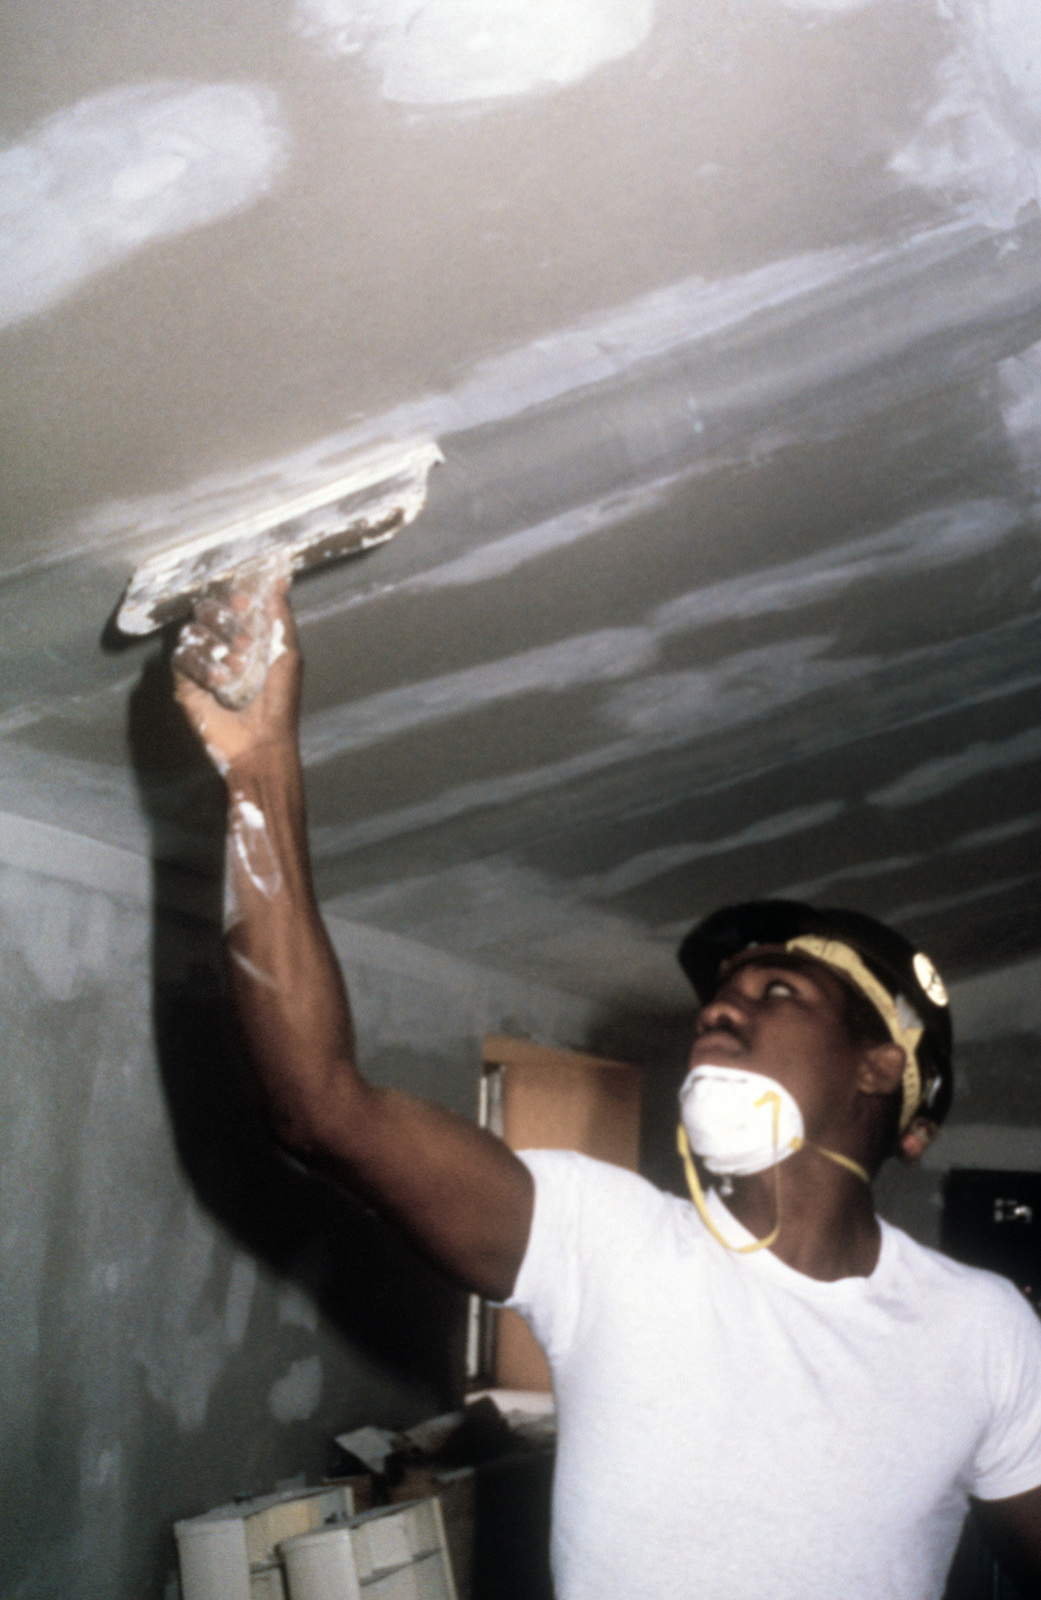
left=0, top=817, right=595, bottom=1600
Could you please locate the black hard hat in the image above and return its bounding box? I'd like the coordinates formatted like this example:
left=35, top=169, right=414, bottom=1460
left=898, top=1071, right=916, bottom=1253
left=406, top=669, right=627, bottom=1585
left=677, top=899, right=953, bottom=1129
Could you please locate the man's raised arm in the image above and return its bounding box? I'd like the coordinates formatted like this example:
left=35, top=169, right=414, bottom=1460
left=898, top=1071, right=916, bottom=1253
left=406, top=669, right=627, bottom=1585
left=172, top=583, right=533, bottom=1301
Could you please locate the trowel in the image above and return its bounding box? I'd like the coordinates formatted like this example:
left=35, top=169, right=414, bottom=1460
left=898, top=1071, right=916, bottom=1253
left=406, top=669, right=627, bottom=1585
left=115, top=436, right=442, bottom=708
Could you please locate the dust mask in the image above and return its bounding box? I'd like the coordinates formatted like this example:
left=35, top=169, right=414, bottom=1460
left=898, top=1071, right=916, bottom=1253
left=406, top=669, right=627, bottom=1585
left=676, top=1063, right=872, bottom=1255
left=679, top=1065, right=804, bottom=1177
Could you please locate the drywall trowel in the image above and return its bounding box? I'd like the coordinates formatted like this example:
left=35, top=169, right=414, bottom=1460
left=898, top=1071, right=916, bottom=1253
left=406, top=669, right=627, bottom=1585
left=116, top=437, right=442, bottom=708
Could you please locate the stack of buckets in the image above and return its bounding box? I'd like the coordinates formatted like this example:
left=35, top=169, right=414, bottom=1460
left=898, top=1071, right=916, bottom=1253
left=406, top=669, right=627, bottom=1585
left=176, top=1489, right=455, bottom=1600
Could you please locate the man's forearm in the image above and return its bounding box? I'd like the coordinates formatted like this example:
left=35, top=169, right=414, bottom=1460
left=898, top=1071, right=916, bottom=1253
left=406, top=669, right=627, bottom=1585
left=217, top=736, right=535, bottom=1299
left=221, top=738, right=359, bottom=1153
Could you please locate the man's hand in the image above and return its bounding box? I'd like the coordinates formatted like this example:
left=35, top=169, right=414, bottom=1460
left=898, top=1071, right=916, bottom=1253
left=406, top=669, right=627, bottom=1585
left=172, top=577, right=302, bottom=776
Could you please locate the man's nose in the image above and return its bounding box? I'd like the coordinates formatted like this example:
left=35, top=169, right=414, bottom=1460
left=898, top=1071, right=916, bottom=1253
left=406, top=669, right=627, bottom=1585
left=697, top=990, right=748, bottom=1033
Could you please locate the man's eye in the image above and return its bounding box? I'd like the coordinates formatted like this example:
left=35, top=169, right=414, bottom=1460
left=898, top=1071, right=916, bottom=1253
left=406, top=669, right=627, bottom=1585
left=765, top=980, right=795, bottom=998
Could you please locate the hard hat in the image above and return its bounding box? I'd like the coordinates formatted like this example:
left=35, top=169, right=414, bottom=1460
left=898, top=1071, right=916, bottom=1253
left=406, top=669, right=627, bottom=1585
left=677, top=899, right=953, bottom=1131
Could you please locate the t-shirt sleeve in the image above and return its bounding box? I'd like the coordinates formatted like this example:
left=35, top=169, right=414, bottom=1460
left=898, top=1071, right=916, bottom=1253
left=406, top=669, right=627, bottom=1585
left=970, top=1277, right=1041, bottom=1501
left=503, top=1149, right=664, bottom=1370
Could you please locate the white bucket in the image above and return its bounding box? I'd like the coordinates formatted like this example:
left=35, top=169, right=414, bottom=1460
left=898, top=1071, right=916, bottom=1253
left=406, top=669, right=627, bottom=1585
left=280, top=1525, right=363, bottom=1600
left=175, top=1516, right=252, bottom=1600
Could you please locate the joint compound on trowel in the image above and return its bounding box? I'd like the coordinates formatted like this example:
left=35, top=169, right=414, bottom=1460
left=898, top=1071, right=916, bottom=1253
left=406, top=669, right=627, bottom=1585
left=115, top=436, right=443, bottom=707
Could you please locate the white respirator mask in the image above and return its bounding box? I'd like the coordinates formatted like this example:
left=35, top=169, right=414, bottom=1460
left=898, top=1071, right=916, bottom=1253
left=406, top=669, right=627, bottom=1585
left=679, top=1065, right=804, bottom=1177
left=676, top=1064, right=870, bottom=1254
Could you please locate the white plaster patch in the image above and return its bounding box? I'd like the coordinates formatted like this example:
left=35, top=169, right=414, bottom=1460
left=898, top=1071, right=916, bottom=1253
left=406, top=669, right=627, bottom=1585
left=310, top=614, right=1041, bottom=861
left=728, top=853, right=924, bottom=920
left=81, top=1439, right=123, bottom=1493
left=345, top=474, right=687, bottom=606
left=602, top=637, right=866, bottom=741
left=0, top=865, right=145, bottom=1002
left=269, top=1354, right=323, bottom=1422
left=278, top=1285, right=319, bottom=1331
left=330, top=857, right=685, bottom=1000
left=998, top=338, right=1041, bottom=490
left=580, top=801, right=845, bottom=898
left=334, top=805, right=848, bottom=996
left=223, top=1256, right=258, bottom=1347
left=0, top=82, right=287, bottom=330
left=134, top=1205, right=264, bottom=1431
left=301, top=500, right=1017, bottom=769
left=769, top=807, right=1041, bottom=925
left=881, top=869, right=1038, bottom=925
left=867, top=724, right=1041, bottom=806
left=947, top=810, right=1041, bottom=849
left=294, top=0, right=653, bottom=104
left=301, top=627, right=658, bottom=764
left=891, top=0, right=1041, bottom=227
left=651, top=499, right=1022, bottom=637
left=775, top=0, right=878, bottom=10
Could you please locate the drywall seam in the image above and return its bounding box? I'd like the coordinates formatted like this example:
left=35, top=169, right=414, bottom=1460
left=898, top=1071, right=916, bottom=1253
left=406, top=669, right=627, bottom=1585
left=867, top=724, right=1041, bottom=806
left=15, top=213, right=1037, bottom=586
left=298, top=498, right=1024, bottom=767
left=306, top=611, right=1041, bottom=860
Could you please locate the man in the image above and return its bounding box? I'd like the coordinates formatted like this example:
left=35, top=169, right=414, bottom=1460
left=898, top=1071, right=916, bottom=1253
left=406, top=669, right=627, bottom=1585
left=174, top=583, right=1041, bottom=1599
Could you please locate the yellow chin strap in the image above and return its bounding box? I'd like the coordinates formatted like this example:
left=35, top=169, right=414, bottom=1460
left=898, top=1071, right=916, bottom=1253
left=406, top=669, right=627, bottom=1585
left=785, top=935, right=923, bottom=1133
left=676, top=1086, right=871, bottom=1256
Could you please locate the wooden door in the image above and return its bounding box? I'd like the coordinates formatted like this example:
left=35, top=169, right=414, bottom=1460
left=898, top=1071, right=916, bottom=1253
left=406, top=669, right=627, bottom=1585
left=476, top=1033, right=642, bottom=1392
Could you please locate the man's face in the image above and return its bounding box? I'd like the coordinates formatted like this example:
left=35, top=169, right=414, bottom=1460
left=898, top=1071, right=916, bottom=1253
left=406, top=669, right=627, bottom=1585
left=688, top=947, right=868, bottom=1142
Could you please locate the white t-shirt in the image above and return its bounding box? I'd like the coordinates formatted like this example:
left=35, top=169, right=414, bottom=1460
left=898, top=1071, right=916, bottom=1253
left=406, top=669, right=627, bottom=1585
left=505, top=1150, right=1041, bottom=1600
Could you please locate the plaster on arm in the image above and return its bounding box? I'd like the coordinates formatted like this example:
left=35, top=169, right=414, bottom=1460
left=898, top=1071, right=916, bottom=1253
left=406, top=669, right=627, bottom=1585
left=173, top=588, right=533, bottom=1299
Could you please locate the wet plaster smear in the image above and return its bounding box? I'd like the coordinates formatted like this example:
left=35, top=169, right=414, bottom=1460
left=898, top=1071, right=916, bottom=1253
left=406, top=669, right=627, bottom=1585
left=3, top=0, right=1041, bottom=1593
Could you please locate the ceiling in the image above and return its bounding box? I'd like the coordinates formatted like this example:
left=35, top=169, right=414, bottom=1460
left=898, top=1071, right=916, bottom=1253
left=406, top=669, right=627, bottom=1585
left=2, top=0, right=1040, bottom=1011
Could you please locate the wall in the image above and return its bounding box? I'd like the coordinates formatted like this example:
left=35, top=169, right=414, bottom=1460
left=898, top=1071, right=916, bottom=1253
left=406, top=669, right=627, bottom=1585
left=0, top=813, right=596, bottom=1600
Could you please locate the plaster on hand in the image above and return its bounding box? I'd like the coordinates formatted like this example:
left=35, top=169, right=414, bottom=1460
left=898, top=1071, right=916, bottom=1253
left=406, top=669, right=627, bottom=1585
left=269, top=616, right=288, bottom=663
left=174, top=555, right=291, bottom=710
left=193, top=711, right=232, bottom=778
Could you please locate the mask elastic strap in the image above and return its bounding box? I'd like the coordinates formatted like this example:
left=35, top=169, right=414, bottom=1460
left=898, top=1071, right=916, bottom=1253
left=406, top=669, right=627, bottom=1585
left=676, top=1123, right=782, bottom=1254
left=676, top=1123, right=871, bottom=1254
left=812, top=1145, right=871, bottom=1185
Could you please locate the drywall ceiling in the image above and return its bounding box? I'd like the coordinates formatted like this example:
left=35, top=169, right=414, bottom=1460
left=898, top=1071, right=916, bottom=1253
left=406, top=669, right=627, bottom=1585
left=2, top=0, right=1041, bottom=1010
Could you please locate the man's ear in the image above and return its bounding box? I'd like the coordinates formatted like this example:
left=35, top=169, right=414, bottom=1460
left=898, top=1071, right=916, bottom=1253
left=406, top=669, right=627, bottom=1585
left=856, top=1041, right=907, bottom=1098
left=898, top=1118, right=939, bottom=1163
